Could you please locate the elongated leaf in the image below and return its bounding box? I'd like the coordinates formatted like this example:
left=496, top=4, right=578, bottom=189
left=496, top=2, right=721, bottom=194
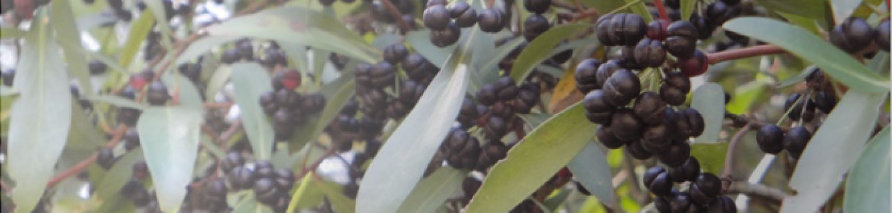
left=691, top=83, right=724, bottom=143
left=356, top=29, right=477, bottom=213
left=286, top=172, right=315, bottom=213
left=776, top=65, right=817, bottom=88
left=142, top=0, right=173, bottom=49
left=88, top=95, right=146, bottom=109
left=397, top=167, right=466, bottom=213
left=92, top=149, right=144, bottom=200
left=137, top=107, right=203, bottom=212
left=843, top=127, right=890, bottom=213
left=206, top=65, right=234, bottom=101
left=229, top=63, right=276, bottom=159
left=316, top=180, right=356, bottom=213
left=754, top=0, right=825, bottom=19
left=8, top=11, right=72, bottom=213
left=567, top=142, right=617, bottom=208
left=406, top=30, right=453, bottom=69
left=510, top=23, right=588, bottom=83
left=680, top=0, right=696, bottom=21
left=623, top=0, right=654, bottom=22
left=690, top=143, right=728, bottom=174
left=780, top=91, right=885, bottom=212
left=0, top=27, right=25, bottom=39
left=206, top=6, right=378, bottom=63
left=51, top=0, right=93, bottom=97
left=723, top=18, right=889, bottom=93
left=175, top=36, right=241, bottom=66
left=466, top=103, right=596, bottom=213
left=727, top=81, right=768, bottom=114
left=290, top=72, right=355, bottom=150
left=580, top=0, right=624, bottom=14
left=830, top=0, right=865, bottom=24
left=232, top=195, right=274, bottom=213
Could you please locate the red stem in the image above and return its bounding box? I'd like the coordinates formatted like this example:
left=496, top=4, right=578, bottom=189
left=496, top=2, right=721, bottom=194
left=652, top=0, right=670, bottom=22
left=706, top=44, right=787, bottom=64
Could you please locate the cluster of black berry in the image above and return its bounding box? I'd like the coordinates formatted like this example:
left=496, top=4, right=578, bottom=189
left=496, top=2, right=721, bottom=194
left=221, top=39, right=258, bottom=64
left=258, top=69, right=326, bottom=141
left=467, top=77, right=540, bottom=141
left=660, top=0, right=749, bottom=49
left=522, top=0, right=552, bottom=41
left=221, top=152, right=296, bottom=212
left=645, top=164, right=736, bottom=213
left=423, top=0, right=506, bottom=46
left=105, top=0, right=134, bottom=21
left=370, top=0, right=416, bottom=26
left=754, top=69, right=835, bottom=159
left=113, top=71, right=170, bottom=126
left=597, top=13, right=709, bottom=77
left=829, top=17, right=890, bottom=54
left=355, top=43, right=436, bottom=120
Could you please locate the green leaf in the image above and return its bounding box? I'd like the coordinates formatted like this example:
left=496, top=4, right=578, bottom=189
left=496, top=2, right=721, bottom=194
left=543, top=189, right=571, bottom=210
left=510, top=23, right=589, bottom=83
left=286, top=172, right=315, bottom=213
left=92, top=149, right=144, bottom=200
left=88, top=95, right=146, bottom=110
left=726, top=81, right=769, bottom=115
left=567, top=142, right=617, bottom=208
left=397, top=167, right=467, bottom=213
left=776, top=65, right=817, bottom=88
left=316, top=180, right=356, bottom=213
left=356, top=27, right=476, bottom=213
left=723, top=18, right=889, bottom=93
left=0, top=27, right=25, bottom=39
left=232, top=195, right=275, bottom=213
left=406, top=30, right=453, bottom=69
left=51, top=0, right=93, bottom=97
left=689, top=143, right=728, bottom=174
left=372, top=33, right=401, bottom=50
left=776, top=12, right=824, bottom=35
left=844, top=126, right=890, bottom=213
left=290, top=72, right=356, bottom=150
left=754, top=0, right=826, bottom=19
left=206, top=65, right=234, bottom=102
left=691, top=83, right=724, bottom=143
left=680, top=0, right=696, bottom=21
left=466, top=103, right=596, bottom=213
left=580, top=0, right=625, bottom=14
left=7, top=10, right=72, bottom=213
left=205, top=6, right=378, bottom=63
left=137, top=106, right=204, bottom=212
left=175, top=36, right=241, bottom=66
left=142, top=0, right=173, bottom=50
left=162, top=72, right=204, bottom=109
left=781, top=91, right=885, bottom=212
left=622, top=0, right=654, bottom=22
left=830, top=0, right=865, bottom=24
left=229, top=63, right=276, bottom=159
left=119, top=10, right=155, bottom=69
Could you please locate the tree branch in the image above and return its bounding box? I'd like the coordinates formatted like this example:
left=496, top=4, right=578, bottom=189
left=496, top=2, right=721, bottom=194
left=707, top=44, right=787, bottom=64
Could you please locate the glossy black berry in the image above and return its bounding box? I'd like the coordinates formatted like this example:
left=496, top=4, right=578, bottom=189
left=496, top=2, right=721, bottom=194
left=647, top=171, right=673, bottom=196
left=830, top=17, right=874, bottom=53
left=402, top=53, right=438, bottom=82
left=124, top=129, right=140, bottom=150
left=523, top=14, right=550, bottom=41
left=641, top=123, right=672, bottom=153
left=97, top=148, right=115, bottom=169
left=755, top=124, right=784, bottom=154
left=877, top=19, right=889, bottom=52
left=228, top=166, right=256, bottom=190
left=146, top=81, right=169, bottom=105
left=633, top=92, right=667, bottom=125
left=596, top=126, right=626, bottom=149
left=595, top=14, right=647, bottom=46
left=813, top=91, right=837, bottom=113
left=383, top=44, right=409, bottom=64
left=221, top=49, right=241, bottom=64
left=493, top=76, right=519, bottom=101
left=301, top=93, right=326, bottom=113
left=443, top=130, right=480, bottom=170
left=523, top=0, right=550, bottom=14
left=706, top=195, right=737, bottom=213
left=602, top=69, right=641, bottom=107
left=220, top=152, right=245, bottom=173
left=784, top=127, right=811, bottom=159
left=274, top=168, right=295, bottom=191
left=647, top=20, right=669, bottom=40
left=574, top=59, right=601, bottom=93
left=668, top=157, right=700, bottom=182
left=475, top=142, right=508, bottom=171
left=784, top=93, right=809, bottom=121
left=595, top=60, right=622, bottom=88
left=427, top=0, right=447, bottom=7
left=254, top=160, right=275, bottom=179
left=694, top=173, right=722, bottom=197
left=477, top=9, right=504, bottom=33
left=644, top=167, right=666, bottom=187
left=610, top=109, right=643, bottom=141
left=690, top=14, right=715, bottom=40
left=431, top=22, right=461, bottom=47
left=678, top=50, right=708, bottom=77
left=423, top=5, right=451, bottom=30
left=681, top=108, right=705, bottom=137
left=658, top=141, right=690, bottom=167
left=633, top=38, right=666, bottom=67
left=463, top=177, right=482, bottom=196
left=665, top=21, right=698, bottom=58
left=626, top=140, right=654, bottom=159
left=583, top=90, right=615, bottom=124
left=449, top=2, right=477, bottom=28
left=89, top=60, right=107, bottom=75
left=253, top=178, right=279, bottom=204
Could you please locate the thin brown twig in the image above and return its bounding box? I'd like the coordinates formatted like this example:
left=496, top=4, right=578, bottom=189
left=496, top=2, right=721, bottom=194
left=722, top=123, right=752, bottom=178
left=707, top=44, right=787, bottom=64
left=570, top=8, right=598, bottom=22
left=203, top=102, right=234, bottom=109
left=726, top=181, right=789, bottom=202
left=378, top=0, right=411, bottom=33
left=551, top=0, right=579, bottom=11
left=46, top=125, right=127, bottom=188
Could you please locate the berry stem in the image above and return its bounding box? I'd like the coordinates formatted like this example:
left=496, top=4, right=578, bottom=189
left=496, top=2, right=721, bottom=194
left=722, top=123, right=752, bottom=178
left=726, top=181, right=789, bottom=202
left=707, top=44, right=787, bottom=64
left=651, top=0, right=670, bottom=21
left=46, top=125, right=128, bottom=189
left=378, top=0, right=411, bottom=33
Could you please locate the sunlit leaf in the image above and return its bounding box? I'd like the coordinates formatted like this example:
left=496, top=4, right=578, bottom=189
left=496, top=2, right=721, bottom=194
left=843, top=127, right=890, bottom=213
left=397, top=167, right=466, bottom=213
left=137, top=106, right=203, bottom=212
left=691, top=83, right=724, bottom=143
left=229, top=63, right=276, bottom=159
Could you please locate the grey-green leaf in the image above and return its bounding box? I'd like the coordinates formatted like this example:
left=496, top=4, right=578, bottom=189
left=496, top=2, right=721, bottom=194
left=137, top=106, right=204, bottom=212
left=355, top=28, right=476, bottom=213
left=567, top=142, right=617, bottom=208
left=51, top=0, right=93, bottom=97
left=406, top=30, right=453, bottom=69
left=466, top=103, right=596, bottom=213
left=680, top=0, right=696, bottom=21
left=397, top=167, right=467, bottom=213
left=781, top=91, right=885, bottom=212
left=723, top=18, right=889, bottom=93
left=7, top=10, right=72, bottom=213
left=830, top=0, right=864, bottom=24
left=510, top=23, right=588, bottom=83
left=229, top=63, right=276, bottom=159
left=843, top=126, right=890, bottom=213
left=754, top=0, right=826, bottom=19
left=691, top=83, right=724, bottom=143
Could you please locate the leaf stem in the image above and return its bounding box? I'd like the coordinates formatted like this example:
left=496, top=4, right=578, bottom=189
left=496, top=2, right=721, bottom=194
left=45, top=124, right=127, bottom=188
left=651, top=0, right=670, bottom=21
left=707, top=44, right=787, bottom=64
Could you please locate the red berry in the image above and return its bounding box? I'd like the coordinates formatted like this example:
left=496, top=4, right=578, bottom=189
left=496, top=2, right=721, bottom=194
left=678, top=50, right=708, bottom=77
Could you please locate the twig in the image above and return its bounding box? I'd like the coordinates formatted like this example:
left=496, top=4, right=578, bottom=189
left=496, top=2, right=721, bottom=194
left=722, top=123, right=752, bottom=178
left=295, top=148, right=338, bottom=181
left=378, top=0, right=411, bottom=33
left=570, top=8, right=598, bottom=22
left=151, top=33, right=206, bottom=83
left=652, top=0, right=669, bottom=21
left=46, top=125, right=127, bottom=188
left=203, top=102, right=234, bottom=109
left=551, top=0, right=579, bottom=11
left=707, top=44, right=787, bottom=64
left=726, top=181, right=789, bottom=202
